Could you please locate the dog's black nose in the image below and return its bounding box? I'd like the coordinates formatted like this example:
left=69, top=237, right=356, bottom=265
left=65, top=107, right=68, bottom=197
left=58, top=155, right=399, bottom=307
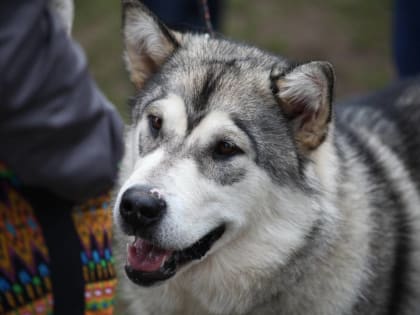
left=120, top=186, right=166, bottom=228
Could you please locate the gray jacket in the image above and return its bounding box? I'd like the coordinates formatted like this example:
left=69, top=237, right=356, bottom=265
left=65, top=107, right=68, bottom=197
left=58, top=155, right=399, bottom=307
left=0, top=1, right=124, bottom=202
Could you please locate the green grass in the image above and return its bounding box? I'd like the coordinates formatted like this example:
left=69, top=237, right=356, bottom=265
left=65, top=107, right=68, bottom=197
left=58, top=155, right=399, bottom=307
left=224, top=0, right=393, bottom=97
left=73, top=0, right=393, bottom=119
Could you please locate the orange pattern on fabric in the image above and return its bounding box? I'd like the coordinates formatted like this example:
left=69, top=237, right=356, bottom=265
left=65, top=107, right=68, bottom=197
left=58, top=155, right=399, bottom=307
left=1, top=163, right=116, bottom=315
left=0, top=177, right=53, bottom=315
left=4, top=294, right=53, bottom=315
left=0, top=189, right=49, bottom=271
left=84, top=279, right=116, bottom=315
left=72, top=193, right=116, bottom=315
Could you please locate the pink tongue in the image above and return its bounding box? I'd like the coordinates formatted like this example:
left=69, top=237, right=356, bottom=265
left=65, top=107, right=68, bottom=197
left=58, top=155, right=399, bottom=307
left=127, top=238, right=172, bottom=272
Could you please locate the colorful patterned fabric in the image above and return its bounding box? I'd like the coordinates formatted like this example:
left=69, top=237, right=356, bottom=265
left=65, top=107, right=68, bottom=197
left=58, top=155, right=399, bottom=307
left=72, top=194, right=116, bottom=315
left=0, top=164, right=53, bottom=315
left=0, top=163, right=116, bottom=315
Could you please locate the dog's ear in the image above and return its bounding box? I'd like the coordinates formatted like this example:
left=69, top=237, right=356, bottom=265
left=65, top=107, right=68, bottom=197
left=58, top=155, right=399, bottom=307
left=271, top=61, right=335, bottom=153
left=122, top=0, right=181, bottom=89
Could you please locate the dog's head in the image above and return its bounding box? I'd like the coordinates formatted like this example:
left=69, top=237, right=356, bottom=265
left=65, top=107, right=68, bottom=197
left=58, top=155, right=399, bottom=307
left=114, top=0, right=336, bottom=293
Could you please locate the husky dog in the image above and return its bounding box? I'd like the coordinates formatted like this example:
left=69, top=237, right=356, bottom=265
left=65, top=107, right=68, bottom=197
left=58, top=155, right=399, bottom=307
left=113, top=1, right=420, bottom=314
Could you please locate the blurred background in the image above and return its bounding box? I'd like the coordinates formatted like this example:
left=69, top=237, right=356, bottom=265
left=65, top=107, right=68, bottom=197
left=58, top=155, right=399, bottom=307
left=73, top=0, right=392, bottom=121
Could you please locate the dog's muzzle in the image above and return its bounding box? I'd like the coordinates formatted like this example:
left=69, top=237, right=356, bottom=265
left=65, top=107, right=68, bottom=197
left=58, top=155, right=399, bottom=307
left=118, top=185, right=226, bottom=286
left=125, top=225, right=225, bottom=286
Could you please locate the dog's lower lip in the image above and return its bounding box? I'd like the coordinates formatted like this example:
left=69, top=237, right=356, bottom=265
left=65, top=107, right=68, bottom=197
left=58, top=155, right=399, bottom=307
left=125, top=224, right=226, bottom=286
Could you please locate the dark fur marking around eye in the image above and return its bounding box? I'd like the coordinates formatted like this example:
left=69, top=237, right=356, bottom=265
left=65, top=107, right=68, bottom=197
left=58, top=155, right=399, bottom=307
left=212, top=140, right=244, bottom=160
left=195, top=153, right=247, bottom=186
left=232, top=118, right=259, bottom=164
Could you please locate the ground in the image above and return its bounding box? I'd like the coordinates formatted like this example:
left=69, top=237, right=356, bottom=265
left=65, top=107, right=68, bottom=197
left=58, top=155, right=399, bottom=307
left=73, top=0, right=393, bottom=120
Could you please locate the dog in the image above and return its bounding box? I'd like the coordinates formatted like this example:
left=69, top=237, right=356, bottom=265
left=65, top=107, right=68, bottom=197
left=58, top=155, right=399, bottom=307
left=113, top=1, right=420, bottom=314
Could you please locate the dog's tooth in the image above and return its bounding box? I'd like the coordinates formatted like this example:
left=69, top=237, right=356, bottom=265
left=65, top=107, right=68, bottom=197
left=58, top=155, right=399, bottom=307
left=160, top=255, right=167, bottom=268
left=131, top=236, right=137, bottom=246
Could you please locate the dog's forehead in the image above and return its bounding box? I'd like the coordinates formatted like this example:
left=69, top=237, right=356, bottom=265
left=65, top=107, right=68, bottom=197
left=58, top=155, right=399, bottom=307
left=135, top=36, right=291, bottom=122
left=165, top=52, right=281, bottom=114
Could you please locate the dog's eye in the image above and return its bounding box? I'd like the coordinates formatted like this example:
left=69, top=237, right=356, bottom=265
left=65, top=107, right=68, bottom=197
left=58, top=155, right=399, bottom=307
left=148, top=115, right=163, bottom=135
left=213, top=141, right=243, bottom=159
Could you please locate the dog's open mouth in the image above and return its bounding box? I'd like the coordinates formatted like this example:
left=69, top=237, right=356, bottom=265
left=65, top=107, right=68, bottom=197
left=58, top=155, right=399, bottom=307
left=125, top=225, right=225, bottom=286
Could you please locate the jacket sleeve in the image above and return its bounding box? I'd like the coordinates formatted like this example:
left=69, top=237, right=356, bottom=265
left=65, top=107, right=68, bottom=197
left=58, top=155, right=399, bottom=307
left=0, top=0, right=124, bottom=202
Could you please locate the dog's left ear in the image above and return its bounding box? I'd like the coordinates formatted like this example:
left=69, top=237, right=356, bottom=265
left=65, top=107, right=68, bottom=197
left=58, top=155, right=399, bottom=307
left=271, top=61, right=335, bottom=153
left=122, top=0, right=181, bottom=89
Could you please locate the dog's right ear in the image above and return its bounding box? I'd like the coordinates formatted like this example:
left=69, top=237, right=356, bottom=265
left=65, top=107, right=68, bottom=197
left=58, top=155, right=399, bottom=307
left=122, top=0, right=181, bottom=89
left=271, top=61, right=335, bottom=154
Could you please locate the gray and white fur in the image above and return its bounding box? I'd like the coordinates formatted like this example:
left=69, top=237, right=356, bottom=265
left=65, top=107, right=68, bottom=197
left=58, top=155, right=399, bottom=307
left=48, top=0, right=74, bottom=35
left=113, top=1, right=420, bottom=314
